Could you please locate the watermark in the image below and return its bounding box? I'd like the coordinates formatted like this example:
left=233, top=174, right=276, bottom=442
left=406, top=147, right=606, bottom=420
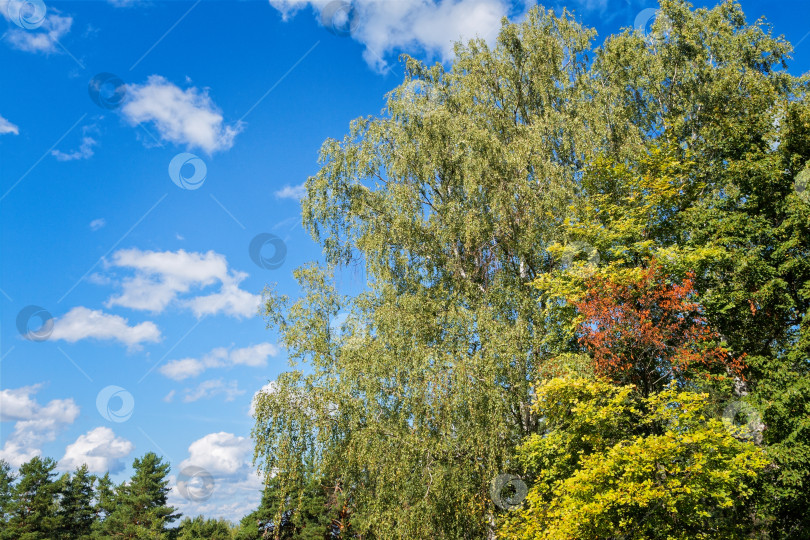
left=795, top=168, right=810, bottom=205
left=177, top=466, right=215, bottom=501
left=722, top=400, right=763, bottom=443
left=88, top=73, right=127, bottom=110
left=321, top=1, right=359, bottom=37
left=249, top=233, right=287, bottom=270
left=16, top=305, right=53, bottom=341
left=634, top=8, right=658, bottom=36
left=168, top=153, right=207, bottom=190
left=490, top=473, right=528, bottom=511
left=96, top=385, right=135, bottom=423
left=559, top=241, right=600, bottom=270
left=6, top=0, right=46, bottom=30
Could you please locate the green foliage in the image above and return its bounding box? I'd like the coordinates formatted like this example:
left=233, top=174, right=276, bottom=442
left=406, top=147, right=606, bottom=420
left=235, top=473, right=346, bottom=540
left=174, top=516, right=235, bottom=539
left=499, top=378, right=769, bottom=539
left=252, top=0, right=809, bottom=537
left=0, top=460, right=14, bottom=531
left=2, top=456, right=61, bottom=539
left=100, top=452, right=179, bottom=539
left=56, top=465, right=96, bottom=540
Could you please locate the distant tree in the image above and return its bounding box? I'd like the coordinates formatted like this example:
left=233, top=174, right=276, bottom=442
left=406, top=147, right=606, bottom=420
left=56, top=464, right=96, bottom=539
left=102, top=453, right=180, bottom=538
left=0, top=460, right=15, bottom=532
left=2, top=456, right=61, bottom=539
left=175, top=515, right=234, bottom=539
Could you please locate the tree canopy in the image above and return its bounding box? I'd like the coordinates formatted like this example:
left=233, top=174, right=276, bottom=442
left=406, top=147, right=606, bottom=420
left=252, top=0, right=809, bottom=538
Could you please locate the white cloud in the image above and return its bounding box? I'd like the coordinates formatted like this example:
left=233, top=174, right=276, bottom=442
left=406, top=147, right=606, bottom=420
left=52, top=135, right=97, bottom=161
left=121, top=75, right=242, bottom=154
left=0, top=385, right=79, bottom=467
left=50, top=306, right=162, bottom=349
left=274, top=183, right=306, bottom=200
left=3, top=12, right=73, bottom=55
left=103, top=248, right=260, bottom=319
left=183, top=379, right=245, bottom=403
left=160, top=343, right=279, bottom=381
left=268, top=0, right=516, bottom=72
left=170, top=431, right=263, bottom=522
left=107, top=0, right=144, bottom=6
left=163, top=389, right=176, bottom=403
left=0, top=114, right=18, bottom=135
left=52, top=126, right=98, bottom=161
left=180, top=432, right=253, bottom=476
left=60, top=427, right=134, bottom=474
left=186, top=282, right=261, bottom=319
left=89, top=218, right=106, bottom=231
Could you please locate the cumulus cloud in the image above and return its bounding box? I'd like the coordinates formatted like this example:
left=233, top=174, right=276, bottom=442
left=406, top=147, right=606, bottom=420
left=2, top=9, right=73, bottom=55
left=180, top=432, right=253, bottom=475
left=50, top=306, right=162, bottom=350
left=60, top=427, right=134, bottom=474
left=103, top=248, right=260, bottom=319
left=160, top=343, right=279, bottom=381
left=170, top=431, right=263, bottom=522
left=274, top=183, right=306, bottom=200
left=0, top=385, right=80, bottom=466
left=0, top=114, right=18, bottom=135
left=186, top=282, right=262, bottom=319
left=183, top=379, right=245, bottom=403
left=268, top=0, right=517, bottom=71
left=121, top=75, right=242, bottom=154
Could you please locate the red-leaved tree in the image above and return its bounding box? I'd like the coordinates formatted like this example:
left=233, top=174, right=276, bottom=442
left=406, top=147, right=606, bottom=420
left=574, top=262, right=744, bottom=395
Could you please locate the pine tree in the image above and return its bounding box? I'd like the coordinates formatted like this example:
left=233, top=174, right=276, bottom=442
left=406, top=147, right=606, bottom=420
left=102, top=453, right=180, bottom=539
left=56, top=465, right=96, bottom=539
left=175, top=515, right=234, bottom=539
left=3, top=456, right=61, bottom=539
left=0, top=460, right=15, bottom=534
left=91, top=472, right=117, bottom=539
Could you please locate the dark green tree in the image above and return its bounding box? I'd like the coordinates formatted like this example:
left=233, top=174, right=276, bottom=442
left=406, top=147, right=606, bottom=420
left=235, top=470, right=349, bottom=540
left=56, top=465, right=96, bottom=539
left=174, top=515, right=234, bottom=539
left=0, top=460, right=15, bottom=533
left=3, top=456, right=61, bottom=539
left=102, top=453, right=180, bottom=539
left=92, top=471, right=117, bottom=532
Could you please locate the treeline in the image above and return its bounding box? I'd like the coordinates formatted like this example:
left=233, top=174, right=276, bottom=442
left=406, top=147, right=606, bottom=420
left=249, top=0, right=810, bottom=538
left=0, top=453, right=291, bottom=539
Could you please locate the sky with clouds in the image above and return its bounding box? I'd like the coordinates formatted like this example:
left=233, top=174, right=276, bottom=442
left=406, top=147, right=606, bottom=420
left=1, top=0, right=808, bottom=524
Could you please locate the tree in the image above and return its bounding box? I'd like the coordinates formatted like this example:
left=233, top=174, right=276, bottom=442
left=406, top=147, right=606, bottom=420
left=175, top=516, right=234, bottom=539
left=92, top=471, right=117, bottom=537
left=498, top=377, right=769, bottom=539
left=102, top=453, right=180, bottom=538
left=3, top=456, right=61, bottom=540
left=573, top=262, right=744, bottom=396
left=0, top=461, right=15, bottom=533
left=235, top=470, right=349, bottom=540
left=56, top=465, right=96, bottom=539
left=252, top=0, right=808, bottom=536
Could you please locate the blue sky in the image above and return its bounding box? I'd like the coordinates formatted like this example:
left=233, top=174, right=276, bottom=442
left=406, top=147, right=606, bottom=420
left=1, top=0, right=808, bottom=523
